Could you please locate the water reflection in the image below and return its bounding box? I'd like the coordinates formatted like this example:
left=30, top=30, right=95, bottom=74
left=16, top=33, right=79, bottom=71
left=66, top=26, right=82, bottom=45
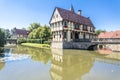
left=0, top=48, right=31, bottom=62
left=50, top=49, right=95, bottom=80
left=50, top=49, right=120, bottom=80
left=0, top=62, right=5, bottom=71
left=12, top=46, right=52, bottom=64
left=0, top=46, right=120, bottom=80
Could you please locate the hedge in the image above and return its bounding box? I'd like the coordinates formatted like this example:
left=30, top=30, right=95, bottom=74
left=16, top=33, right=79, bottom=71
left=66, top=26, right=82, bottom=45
left=17, top=38, right=51, bottom=44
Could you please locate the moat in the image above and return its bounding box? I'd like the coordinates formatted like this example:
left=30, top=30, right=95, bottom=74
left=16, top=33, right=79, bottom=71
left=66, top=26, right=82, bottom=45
left=0, top=45, right=120, bottom=80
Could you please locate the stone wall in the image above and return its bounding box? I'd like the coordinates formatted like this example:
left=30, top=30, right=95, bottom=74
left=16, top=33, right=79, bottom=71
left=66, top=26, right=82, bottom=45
left=106, top=44, right=120, bottom=52
left=51, top=41, right=93, bottom=49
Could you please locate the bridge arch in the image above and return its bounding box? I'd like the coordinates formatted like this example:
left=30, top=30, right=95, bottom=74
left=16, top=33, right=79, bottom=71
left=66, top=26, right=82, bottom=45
left=87, top=44, right=98, bottom=50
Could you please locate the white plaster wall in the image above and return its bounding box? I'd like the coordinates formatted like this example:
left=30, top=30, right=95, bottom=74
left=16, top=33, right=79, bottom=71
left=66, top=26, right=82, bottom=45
left=86, top=34, right=89, bottom=39
left=79, top=33, right=83, bottom=39
left=50, top=9, right=63, bottom=23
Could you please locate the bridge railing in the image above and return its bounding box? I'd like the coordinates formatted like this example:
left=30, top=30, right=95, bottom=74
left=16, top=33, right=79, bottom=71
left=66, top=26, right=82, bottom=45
left=92, top=38, right=120, bottom=43
left=73, top=39, right=91, bottom=42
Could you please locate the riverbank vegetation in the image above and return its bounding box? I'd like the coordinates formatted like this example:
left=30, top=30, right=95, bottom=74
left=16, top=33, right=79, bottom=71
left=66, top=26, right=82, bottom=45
left=21, top=43, right=50, bottom=49
left=0, top=28, right=5, bottom=53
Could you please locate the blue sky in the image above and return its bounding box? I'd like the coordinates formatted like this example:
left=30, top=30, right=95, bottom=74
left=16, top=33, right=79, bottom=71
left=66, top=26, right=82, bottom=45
left=0, top=0, right=120, bottom=31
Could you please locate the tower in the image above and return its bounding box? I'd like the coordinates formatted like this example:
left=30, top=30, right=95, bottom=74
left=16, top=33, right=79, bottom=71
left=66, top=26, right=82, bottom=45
left=70, top=4, right=75, bottom=13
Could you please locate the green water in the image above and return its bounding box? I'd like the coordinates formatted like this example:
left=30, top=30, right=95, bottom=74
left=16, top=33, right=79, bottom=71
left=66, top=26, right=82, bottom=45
left=0, top=45, right=120, bottom=80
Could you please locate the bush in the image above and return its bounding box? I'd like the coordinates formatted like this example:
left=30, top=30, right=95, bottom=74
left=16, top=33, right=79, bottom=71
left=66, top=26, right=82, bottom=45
left=44, top=41, right=51, bottom=45
left=17, top=38, right=27, bottom=44
left=17, top=38, right=46, bottom=44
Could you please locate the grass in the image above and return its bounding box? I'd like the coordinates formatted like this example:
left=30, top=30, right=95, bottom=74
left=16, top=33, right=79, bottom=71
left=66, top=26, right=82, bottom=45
left=21, top=43, right=50, bottom=49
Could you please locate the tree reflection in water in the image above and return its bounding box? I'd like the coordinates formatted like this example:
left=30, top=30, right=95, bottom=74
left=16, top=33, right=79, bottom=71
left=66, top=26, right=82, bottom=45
left=12, top=45, right=52, bottom=64
left=2, top=46, right=120, bottom=80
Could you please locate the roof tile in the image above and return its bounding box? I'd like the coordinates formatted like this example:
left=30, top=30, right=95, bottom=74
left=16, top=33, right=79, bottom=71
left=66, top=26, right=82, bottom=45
left=98, top=30, right=120, bottom=38
left=56, top=7, right=94, bottom=28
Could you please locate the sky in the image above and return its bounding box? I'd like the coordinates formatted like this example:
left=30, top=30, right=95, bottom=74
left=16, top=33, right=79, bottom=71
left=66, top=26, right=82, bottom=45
left=0, top=0, right=120, bottom=31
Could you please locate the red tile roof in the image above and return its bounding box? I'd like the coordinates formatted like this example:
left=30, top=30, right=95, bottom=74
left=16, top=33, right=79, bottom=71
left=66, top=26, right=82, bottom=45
left=56, top=7, right=94, bottom=28
left=14, top=28, right=30, bottom=35
left=98, top=30, right=120, bottom=38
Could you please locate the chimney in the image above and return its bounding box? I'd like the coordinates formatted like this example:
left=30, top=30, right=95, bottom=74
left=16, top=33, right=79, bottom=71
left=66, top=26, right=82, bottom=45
left=78, top=10, right=82, bottom=16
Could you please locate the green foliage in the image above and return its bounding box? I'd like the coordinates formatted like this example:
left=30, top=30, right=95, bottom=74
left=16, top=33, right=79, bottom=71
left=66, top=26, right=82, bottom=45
left=0, top=28, right=5, bottom=47
left=17, top=38, right=45, bottom=44
left=96, top=29, right=106, bottom=35
left=15, top=45, right=51, bottom=63
left=21, top=43, right=50, bottom=49
left=28, top=23, right=41, bottom=31
left=28, top=25, right=52, bottom=42
left=44, top=40, right=51, bottom=45
left=5, top=29, right=11, bottom=38
left=17, top=38, right=27, bottom=44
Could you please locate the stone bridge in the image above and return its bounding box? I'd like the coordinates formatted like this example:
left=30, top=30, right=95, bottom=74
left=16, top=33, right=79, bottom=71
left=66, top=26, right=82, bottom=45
left=91, top=38, right=120, bottom=44
left=91, top=38, right=120, bottom=51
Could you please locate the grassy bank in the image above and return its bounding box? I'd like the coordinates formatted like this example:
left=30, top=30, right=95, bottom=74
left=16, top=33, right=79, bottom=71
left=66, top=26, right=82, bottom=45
left=21, top=43, right=50, bottom=49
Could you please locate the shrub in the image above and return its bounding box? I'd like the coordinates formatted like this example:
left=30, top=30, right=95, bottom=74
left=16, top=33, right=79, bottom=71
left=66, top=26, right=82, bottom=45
left=17, top=38, right=27, bottom=44
left=44, top=41, right=51, bottom=45
left=17, top=38, right=46, bottom=44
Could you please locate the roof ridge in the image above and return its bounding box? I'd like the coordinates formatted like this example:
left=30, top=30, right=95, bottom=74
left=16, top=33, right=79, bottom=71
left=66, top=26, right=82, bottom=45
left=56, top=7, right=88, bottom=19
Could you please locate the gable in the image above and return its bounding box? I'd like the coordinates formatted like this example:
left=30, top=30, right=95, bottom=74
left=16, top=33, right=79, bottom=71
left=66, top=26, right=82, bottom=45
left=50, top=8, right=63, bottom=24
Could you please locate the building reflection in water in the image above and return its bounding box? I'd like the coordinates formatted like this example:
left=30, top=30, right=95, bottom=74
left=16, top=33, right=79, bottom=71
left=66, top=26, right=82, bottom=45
left=50, top=49, right=95, bottom=80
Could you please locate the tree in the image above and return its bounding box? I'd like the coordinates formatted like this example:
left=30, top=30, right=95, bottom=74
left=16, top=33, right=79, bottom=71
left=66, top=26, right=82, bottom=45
left=5, top=29, right=11, bottom=38
left=96, top=29, right=106, bottom=35
left=28, top=25, right=52, bottom=43
left=28, top=23, right=41, bottom=31
left=0, top=28, right=5, bottom=47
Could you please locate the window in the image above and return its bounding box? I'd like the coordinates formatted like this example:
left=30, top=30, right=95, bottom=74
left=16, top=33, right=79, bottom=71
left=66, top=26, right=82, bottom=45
left=63, top=21, right=68, bottom=26
left=76, top=24, right=79, bottom=29
left=74, top=23, right=79, bottom=29
left=60, top=34, right=61, bottom=38
left=90, top=27, right=92, bottom=32
left=64, top=32, right=66, bottom=38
